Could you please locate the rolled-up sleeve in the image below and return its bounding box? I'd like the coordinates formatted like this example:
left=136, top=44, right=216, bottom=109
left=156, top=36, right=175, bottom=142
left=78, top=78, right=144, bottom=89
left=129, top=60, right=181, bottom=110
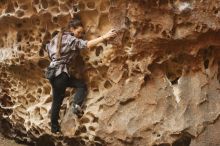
left=67, top=34, right=88, bottom=50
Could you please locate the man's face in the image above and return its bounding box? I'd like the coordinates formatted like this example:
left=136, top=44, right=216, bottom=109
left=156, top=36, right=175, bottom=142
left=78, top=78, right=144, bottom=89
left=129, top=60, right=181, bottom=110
left=70, top=26, right=84, bottom=38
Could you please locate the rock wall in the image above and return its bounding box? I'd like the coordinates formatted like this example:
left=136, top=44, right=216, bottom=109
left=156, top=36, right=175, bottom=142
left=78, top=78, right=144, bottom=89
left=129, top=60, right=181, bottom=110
left=0, top=0, right=220, bottom=146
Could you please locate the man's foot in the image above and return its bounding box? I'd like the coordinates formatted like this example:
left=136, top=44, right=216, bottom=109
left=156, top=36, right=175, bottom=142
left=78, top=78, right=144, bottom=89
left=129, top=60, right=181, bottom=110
left=73, top=104, right=84, bottom=117
left=51, top=124, right=60, bottom=134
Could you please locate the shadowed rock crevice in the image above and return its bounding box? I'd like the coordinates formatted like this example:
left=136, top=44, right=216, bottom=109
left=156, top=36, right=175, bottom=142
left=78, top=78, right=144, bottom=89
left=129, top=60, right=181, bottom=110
left=172, top=135, right=191, bottom=146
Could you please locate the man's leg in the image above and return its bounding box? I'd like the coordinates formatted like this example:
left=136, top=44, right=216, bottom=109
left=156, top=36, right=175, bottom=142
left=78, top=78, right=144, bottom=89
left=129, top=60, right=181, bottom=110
left=67, top=76, right=87, bottom=113
left=50, top=73, right=68, bottom=133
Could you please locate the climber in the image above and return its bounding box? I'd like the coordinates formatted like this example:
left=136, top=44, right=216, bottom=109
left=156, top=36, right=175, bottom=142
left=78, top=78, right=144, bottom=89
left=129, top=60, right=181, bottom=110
left=41, top=17, right=117, bottom=133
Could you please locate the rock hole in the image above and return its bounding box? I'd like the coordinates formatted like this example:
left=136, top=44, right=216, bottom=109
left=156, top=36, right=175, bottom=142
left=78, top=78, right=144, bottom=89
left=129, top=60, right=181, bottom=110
left=90, top=81, right=99, bottom=92
left=38, top=59, right=50, bottom=68
left=96, top=96, right=104, bottom=103
left=27, top=121, right=31, bottom=126
left=37, top=88, right=42, bottom=94
left=16, top=10, right=24, bottom=17
left=33, top=0, right=39, bottom=5
left=43, top=85, right=51, bottom=95
left=166, top=72, right=180, bottom=85
left=5, top=2, right=15, bottom=13
left=177, top=17, right=183, bottom=23
left=214, top=9, right=219, bottom=14
left=92, top=116, right=99, bottom=123
left=171, top=77, right=180, bottom=85
left=172, top=135, right=191, bottom=146
left=51, top=30, right=58, bottom=37
left=79, top=125, right=87, bottom=133
left=144, top=75, right=150, bottom=83
left=93, top=88, right=99, bottom=92
left=94, top=61, right=98, bottom=66
left=104, top=80, right=112, bottom=89
left=120, top=98, right=135, bottom=105
left=202, top=48, right=212, bottom=69
left=84, top=136, right=89, bottom=140
left=41, top=0, right=48, bottom=9
left=87, top=1, right=95, bottom=9
left=98, top=105, right=103, bottom=111
left=204, top=59, right=209, bottom=69
left=73, top=5, right=79, bottom=12
left=162, top=30, right=171, bottom=38
left=52, top=16, right=58, bottom=23
left=1, top=94, right=13, bottom=107
left=125, top=16, right=131, bottom=28
left=88, top=126, right=96, bottom=131
left=14, top=2, right=18, bottom=8
left=95, top=46, right=103, bottom=56
left=94, top=136, right=105, bottom=144
left=16, top=23, right=22, bottom=28
left=16, top=33, right=22, bottom=42
left=80, top=117, right=90, bottom=124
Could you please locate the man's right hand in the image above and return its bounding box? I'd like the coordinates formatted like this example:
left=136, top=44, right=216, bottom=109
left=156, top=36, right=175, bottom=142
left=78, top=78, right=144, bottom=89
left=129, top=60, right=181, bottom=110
left=103, top=29, right=117, bottom=40
left=87, top=29, right=117, bottom=49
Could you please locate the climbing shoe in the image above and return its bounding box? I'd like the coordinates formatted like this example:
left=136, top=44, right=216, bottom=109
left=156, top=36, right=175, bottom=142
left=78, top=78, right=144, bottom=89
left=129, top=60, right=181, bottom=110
left=73, top=104, right=83, bottom=117
left=51, top=124, right=60, bottom=134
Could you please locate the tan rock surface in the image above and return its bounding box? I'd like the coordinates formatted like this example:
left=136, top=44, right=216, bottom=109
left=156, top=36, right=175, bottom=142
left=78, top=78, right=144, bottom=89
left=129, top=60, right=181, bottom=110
left=0, top=0, right=220, bottom=146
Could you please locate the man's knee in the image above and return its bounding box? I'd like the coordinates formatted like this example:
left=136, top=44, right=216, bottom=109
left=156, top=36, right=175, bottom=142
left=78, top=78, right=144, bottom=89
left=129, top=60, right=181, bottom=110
left=78, top=83, right=87, bottom=95
left=78, top=80, right=87, bottom=89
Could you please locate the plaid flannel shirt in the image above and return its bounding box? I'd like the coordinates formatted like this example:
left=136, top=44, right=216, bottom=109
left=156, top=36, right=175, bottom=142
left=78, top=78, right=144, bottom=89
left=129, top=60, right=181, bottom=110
left=46, top=32, right=88, bottom=77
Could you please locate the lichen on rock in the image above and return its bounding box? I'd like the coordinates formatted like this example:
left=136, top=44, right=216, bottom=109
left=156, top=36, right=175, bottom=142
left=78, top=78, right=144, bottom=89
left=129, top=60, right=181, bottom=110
left=0, top=0, right=220, bottom=146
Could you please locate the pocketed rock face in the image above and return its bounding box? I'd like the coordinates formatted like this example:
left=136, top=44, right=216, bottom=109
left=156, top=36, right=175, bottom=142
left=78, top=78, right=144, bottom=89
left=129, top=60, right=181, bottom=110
left=0, top=0, right=220, bottom=146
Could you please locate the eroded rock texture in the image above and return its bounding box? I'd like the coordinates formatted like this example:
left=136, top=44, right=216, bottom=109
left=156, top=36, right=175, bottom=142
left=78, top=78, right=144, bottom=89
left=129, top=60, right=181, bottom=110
left=1, top=0, right=220, bottom=146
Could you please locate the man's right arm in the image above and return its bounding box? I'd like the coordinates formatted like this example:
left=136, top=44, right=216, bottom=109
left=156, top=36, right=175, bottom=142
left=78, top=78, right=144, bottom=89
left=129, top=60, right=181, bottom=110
left=87, top=29, right=117, bottom=49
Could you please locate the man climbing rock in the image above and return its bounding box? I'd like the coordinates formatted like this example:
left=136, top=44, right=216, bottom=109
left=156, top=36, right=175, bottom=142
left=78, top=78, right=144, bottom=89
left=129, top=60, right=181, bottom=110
left=41, top=17, right=117, bottom=133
